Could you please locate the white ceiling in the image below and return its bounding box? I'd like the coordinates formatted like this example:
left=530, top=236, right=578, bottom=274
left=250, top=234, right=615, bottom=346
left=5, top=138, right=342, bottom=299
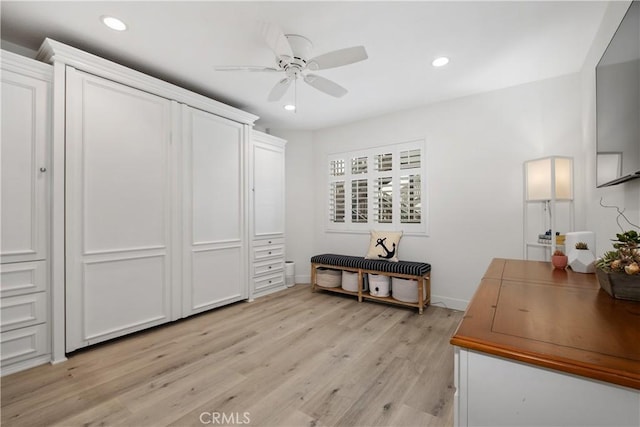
left=1, top=1, right=609, bottom=131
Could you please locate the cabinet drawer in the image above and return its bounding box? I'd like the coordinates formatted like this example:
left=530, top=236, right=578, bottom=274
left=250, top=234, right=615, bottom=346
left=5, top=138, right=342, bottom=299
left=1, top=292, right=47, bottom=332
left=254, top=273, right=285, bottom=292
left=254, top=259, right=284, bottom=277
left=0, top=260, right=47, bottom=297
left=253, top=238, right=284, bottom=248
left=1, top=323, right=49, bottom=365
left=254, top=245, right=284, bottom=261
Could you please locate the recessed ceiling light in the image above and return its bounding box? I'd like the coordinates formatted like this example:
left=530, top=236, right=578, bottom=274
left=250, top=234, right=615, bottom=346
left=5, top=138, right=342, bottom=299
left=284, top=104, right=296, bottom=111
left=101, top=15, right=127, bottom=31
left=432, top=57, right=449, bottom=67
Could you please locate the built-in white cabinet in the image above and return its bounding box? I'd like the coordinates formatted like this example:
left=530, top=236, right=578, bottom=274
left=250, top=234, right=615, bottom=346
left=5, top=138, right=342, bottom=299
left=64, top=68, right=176, bottom=352
left=1, top=40, right=286, bottom=366
left=250, top=132, right=287, bottom=298
left=0, top=50, right=53, bottom=374
left=181, top=105, right=248, bottom=316
left=35, top=38, right=259, bottom=355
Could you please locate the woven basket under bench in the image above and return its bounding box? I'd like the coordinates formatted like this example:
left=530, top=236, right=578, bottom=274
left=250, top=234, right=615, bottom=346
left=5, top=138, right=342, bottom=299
left=310, top=254, right=431, bottom=314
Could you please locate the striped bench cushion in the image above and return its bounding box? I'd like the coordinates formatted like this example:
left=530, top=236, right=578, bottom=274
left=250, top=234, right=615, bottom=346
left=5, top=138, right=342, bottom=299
left=311, top=253, right=430, bottom=276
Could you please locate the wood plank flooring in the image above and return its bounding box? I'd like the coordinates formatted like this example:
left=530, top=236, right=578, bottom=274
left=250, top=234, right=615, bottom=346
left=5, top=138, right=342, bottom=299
left=1, top=285, right=463, bottom=427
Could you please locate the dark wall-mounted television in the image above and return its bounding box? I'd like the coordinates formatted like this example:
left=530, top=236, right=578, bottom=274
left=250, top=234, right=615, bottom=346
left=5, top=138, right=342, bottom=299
left=596, top=0, right=640, bottom=187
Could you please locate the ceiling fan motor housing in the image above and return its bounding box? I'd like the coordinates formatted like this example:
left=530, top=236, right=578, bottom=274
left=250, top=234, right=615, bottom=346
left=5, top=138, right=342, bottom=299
left=279, top=34, right=313, bottom=72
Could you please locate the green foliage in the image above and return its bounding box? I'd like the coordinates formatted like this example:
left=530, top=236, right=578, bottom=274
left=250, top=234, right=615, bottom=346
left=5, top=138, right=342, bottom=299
left=597, top=231, right=640, bottom=275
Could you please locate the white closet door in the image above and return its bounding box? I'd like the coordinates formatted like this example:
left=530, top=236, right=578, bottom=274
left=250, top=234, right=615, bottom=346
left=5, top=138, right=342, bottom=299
left=0, top=69, right=49, bottom=263
left=252, top=139, right=285, bottom=238
left=65, top=68, right=174, bottom=352
left=182, top=106, right=246, bottom=316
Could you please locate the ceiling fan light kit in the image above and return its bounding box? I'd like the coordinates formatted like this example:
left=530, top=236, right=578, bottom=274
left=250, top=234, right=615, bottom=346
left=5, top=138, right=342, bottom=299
left=217, top=22, right=368, bottom=105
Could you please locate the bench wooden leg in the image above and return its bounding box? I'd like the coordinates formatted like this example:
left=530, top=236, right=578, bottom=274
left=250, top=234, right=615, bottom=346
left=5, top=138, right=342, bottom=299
left=418, top=276, right=424, bottom=314
left=310, top=264, right=317, bottom=292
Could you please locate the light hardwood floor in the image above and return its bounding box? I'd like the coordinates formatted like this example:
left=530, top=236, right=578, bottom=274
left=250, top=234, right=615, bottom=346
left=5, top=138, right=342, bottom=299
left=1, top=285, right=463, bottom=427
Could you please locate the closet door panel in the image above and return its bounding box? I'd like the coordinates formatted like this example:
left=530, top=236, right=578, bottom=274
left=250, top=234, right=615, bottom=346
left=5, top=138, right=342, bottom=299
left=83, top=255, right=167, bottom=340
left=191, top=247, right=242, bottom=309
left=253, top=142, right=285, bottom=237
left=183, top=106, right=246, bottom=316
left=0, top=70, right=48, bottom=263
left=82, top=79, right=167, bottom=252
left=65, top=69, right=173, bottom=352
left=191, top=112, right=241, bottom=243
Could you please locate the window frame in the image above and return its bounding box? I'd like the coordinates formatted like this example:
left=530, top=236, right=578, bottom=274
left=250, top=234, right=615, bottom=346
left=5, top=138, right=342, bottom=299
left=326, top=139, right=428, bottom=235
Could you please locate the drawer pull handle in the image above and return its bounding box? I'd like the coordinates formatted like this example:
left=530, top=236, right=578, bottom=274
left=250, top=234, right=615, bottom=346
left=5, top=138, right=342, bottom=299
left=268, top=251, right=272, bottom=254
left=268, top=241, right=272, bottom=244
left=269, top=280, right=272, bottom=284
left=268, top=266, right=272, bottom=269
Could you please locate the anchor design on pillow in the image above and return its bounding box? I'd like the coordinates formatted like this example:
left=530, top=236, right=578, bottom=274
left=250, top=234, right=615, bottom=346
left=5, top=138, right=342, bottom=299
left=375, top=237, right=396, bottom=259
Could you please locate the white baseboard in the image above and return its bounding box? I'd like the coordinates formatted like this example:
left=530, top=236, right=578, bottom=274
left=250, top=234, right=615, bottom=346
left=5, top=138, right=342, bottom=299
left=430, top=294, right=468, bottom=311
left=295, top=274, right=311, bottom=285
left=1, top=354, right=51, bottom=376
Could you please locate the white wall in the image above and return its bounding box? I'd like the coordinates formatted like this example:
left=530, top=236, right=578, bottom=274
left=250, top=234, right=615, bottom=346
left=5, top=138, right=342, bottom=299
left=581, top=0, right=640, bottom=257
left=301, top=73, right=583, bottom=310
left=270, top=129, right=315, bottom=284
left=276, top=1, right=640, bottom=309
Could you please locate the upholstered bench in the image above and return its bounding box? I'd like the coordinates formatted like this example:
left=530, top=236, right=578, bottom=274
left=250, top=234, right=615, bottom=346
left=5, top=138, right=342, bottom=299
left=310, top=253, right=431, bottom=314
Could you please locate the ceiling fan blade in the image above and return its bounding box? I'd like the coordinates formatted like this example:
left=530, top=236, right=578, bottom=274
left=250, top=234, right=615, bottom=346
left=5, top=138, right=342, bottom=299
left=303, top=74, right=348, bottom=98
left=215, top=66, right=281, bottom=72
left=308, top=46, right=368, bottom=71
left=259, top=21, right=293, bottom=60
left=267, top=77, right=293, bottom=102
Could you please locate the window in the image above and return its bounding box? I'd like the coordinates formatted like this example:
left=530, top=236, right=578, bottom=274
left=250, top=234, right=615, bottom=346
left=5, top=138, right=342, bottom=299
left=375, top=177, right=393, bottom=224
left=351, top=179, right=368, bottom=222
left=329, top=181, right=345, bottom=223
left=330, top=159, right=345, bottom=177
left=327, top=140, right=427, bottom=234
left=351, top=156, right=367, bottom=174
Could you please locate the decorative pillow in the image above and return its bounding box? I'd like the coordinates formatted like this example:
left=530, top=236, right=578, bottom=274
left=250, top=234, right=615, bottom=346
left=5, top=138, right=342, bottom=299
left=365, top=230, right=402, bottom=262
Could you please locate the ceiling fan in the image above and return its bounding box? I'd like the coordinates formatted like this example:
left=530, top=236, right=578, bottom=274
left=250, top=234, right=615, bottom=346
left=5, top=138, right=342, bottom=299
left=216, top=22, right=368, bottom=102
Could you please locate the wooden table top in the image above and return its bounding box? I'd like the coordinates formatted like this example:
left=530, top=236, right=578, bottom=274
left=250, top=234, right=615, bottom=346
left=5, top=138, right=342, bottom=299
left=450, top=258, right=640, bottom=390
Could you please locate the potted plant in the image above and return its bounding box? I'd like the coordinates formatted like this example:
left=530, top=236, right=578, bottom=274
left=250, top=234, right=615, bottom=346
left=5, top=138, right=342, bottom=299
left=551, top=249, right=568, bottom=269
left=568, top=242, right=595, bottom=273
left=595, top=230, right=640, bottom=301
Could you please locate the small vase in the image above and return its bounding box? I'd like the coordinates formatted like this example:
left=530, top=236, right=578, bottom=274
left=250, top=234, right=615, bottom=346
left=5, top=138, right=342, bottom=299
left=568, top=249, right=595, bottom=273
left=551, top=255, right=568, bottom=269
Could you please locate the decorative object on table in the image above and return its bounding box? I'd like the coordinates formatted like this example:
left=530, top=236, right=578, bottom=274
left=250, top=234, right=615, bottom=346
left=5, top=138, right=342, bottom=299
left=565, top=231, right=596, bottom=257
left=538, top=230, right=566, bottom=246
left=551, top=250, right=568, bottom=269
left=595, top=199, right=640, bottom=301
left=568, top=242, right=596, bottom=273
left=364, top=230, right=402, bottom=262
left=596, top=230, right=640, bottom=301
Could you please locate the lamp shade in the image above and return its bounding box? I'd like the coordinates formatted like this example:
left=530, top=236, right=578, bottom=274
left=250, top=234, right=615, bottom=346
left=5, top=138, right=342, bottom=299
left=525, top=156, right=573, bottom=201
